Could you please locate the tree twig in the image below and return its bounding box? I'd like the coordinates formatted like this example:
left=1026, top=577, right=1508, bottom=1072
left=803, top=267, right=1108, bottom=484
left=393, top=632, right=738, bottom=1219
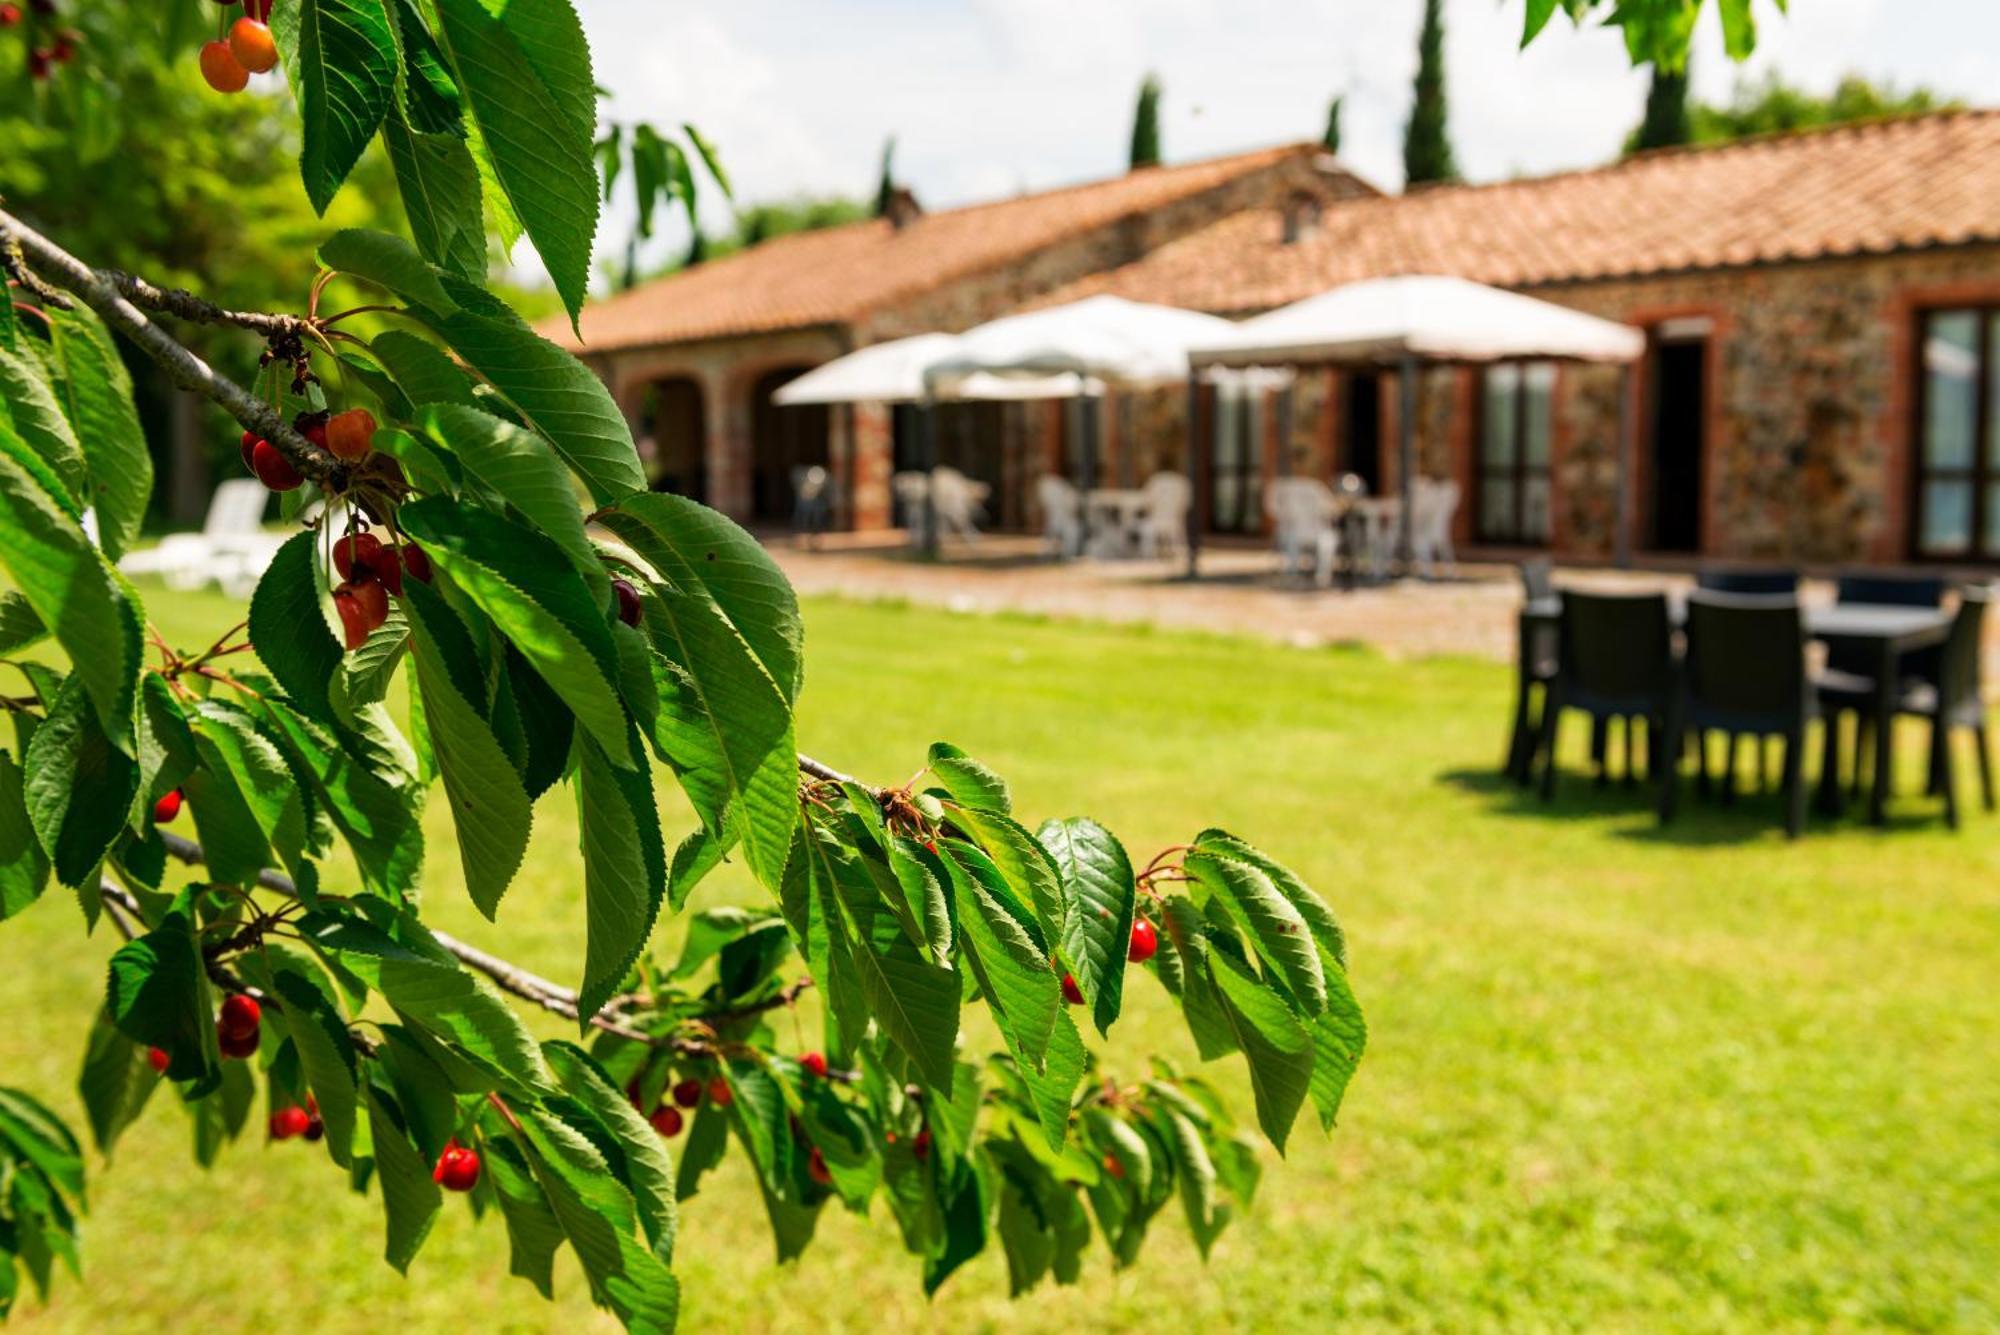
left=100, top=269, right=316, bottom=340
left=0, top=207, right=344, bottom=489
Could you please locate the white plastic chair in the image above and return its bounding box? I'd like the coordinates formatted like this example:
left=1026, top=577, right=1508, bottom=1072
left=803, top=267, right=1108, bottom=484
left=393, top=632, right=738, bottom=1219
left=892, top=471, right=931, bottom=547
left=1410, top=476, right=1460, bottom=578
left=791, top=464, right=833, bottom=537
left=929, top=467, right=989, bottom=545
left=1265, top=477, right=1340, bottom=587
left=1036, top=475, right=1084, bottom=559
left=120, top=479, right=279, bottom=591
left=1135, top=471, right=1191, bottom=561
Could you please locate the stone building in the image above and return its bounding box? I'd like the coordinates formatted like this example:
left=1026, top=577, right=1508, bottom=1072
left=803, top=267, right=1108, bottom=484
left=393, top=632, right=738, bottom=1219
left=552, top=110, right=2000, bottom=566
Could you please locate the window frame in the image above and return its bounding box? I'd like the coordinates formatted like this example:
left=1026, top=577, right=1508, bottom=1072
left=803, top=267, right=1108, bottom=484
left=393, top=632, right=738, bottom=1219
left=1910, top=305, right=1998, bottom=561
left=1474, top=360, right=1554, bottom=546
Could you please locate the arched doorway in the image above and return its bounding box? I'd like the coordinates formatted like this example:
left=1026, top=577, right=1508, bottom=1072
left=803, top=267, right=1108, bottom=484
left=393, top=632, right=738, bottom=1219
left=639, top=377, right=707, bottom=501
left=749, top=366, right=829, bottom=523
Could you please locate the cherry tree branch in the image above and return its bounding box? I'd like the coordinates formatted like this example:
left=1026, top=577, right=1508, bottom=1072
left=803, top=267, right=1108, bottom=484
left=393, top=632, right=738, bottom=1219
left=0, top=206, right=344, bottom=489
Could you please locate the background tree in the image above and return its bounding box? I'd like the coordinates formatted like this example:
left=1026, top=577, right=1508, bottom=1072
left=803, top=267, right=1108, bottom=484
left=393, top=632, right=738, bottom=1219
left=873, top=136, right=899, bottom=218
left=1682, top=72, right=1953, bottom=144
left=1403, top=0, right=1458, bottom=185
left=1129, top=73, right=1162, bottom=170
left=1322, top=94, right=1344, bottom=154
left=593, top=121, right=731, bottom=291
left=1631, top=59, right=1693, bottom=151
left=1522, top=0, right=1788, bottom=66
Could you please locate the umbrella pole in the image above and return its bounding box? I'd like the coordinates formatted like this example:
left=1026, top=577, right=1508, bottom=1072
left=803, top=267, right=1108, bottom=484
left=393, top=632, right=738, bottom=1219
left=1397, top=355, right=1417, bottom=574
left=1615, top=362, right=1636, bottom=569
left=1275, top=378, right=1293, bottom=479
left=1185, top=370, right=1203, bottom=579
left=920, top=398, right=939, bottom=558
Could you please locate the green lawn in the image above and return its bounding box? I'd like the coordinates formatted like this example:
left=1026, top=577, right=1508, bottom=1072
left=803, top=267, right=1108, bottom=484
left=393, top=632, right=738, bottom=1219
left=8, top=583, right=2000, bottom=1332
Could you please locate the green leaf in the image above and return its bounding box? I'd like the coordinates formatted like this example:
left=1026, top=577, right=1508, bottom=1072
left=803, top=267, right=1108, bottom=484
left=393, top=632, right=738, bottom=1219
left=0, top=447, right=141, bottom=746
left=371, top=329, right=480, bottom=409
left=666, top=826, right=725, bottom=914
left=681, top=123, right=731, bottom=196
left=1163, top=1107, right=1227, bottom=1257
left=1306, top=957, right=1367, bottom=1132
left=318, top=227, right=460, bottom=316
left=1717, top=0, right=1756, bottom=59
left=429, top=0, right=599, bottom=327
left=0, top=591, right=45, bottom=654
left=0, top=1088, right=85, bottom=1205
left=104, top=889, right=217, bottom=1089
left=941, top=840, right=1058, bottom=1070
left=362, top=1083, right=441, bottom=1272
left=37, top=306, right=151, bottom=561
left=573, top=728, right=667, bottom=1024
left=1521, top=0, right=1561, bottom=45
left=518, top=1105, right=681, bottom=1334
left=400, top=496, right=631, bottom=763
left=1042, top=816, right=1135, bottom=1037
left=24, top=675, right=139, bottom=887
left=417, top=404, right=598, bottom=581
left=1208, top=946, right=1313, bottom=1154
left=544, top=1041, right=676, bottom=1264
left=599, top=492, right=803, bottom=702
left=0, top=750, right=50, bottom=921
left=924, top=1163, right=989, bottom=1295
left=0, top=342, right=86, bottom=510
left=249, top=532, right=343, bottom=726
left=76, top=1011, right=159, bottom=1158
left=274, top=0, right=399, bottom=214
left=949, top=804, right=1063, bottom=946
left=674, top=1099, right=729, bottom=1201
left=258, top=701, right=425, bottom=900
left=1186, top=852, right=1325, bottom=1017
left=269, top=958, right=361, bottom=1167
left=188, top=702, right=308, bottom=877
left=927, top=742, right=1010, bottom=813
left=413, top=286, right=644, bottom=505
left=483, top=1137, right=564, bottom=1298
left=381, top=104, right=488, bottom=281
left=1194, top=829, right=1346, bottom=966
left=389, top=0, right=462, bottom=133
left=402, top=579, right=532, bottom=915
left=1161, top=897, right=1235, bottom=1059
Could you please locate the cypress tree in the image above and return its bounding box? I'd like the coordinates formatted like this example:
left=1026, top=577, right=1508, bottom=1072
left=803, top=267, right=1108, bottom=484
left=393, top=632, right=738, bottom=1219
left=1633, top=60, right=1692, bottom=151
left=873, top=136, right=897, bottom=218
left=1322, top=95, right=1343, bottom=154
left=1402, top=0, right=1459, bottom=185
left=1129, top=74, right=1162, bottom=169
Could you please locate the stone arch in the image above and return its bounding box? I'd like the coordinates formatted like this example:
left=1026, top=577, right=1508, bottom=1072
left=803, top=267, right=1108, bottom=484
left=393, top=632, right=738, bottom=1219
left=634, top=374, right=708, bottom=502
left=746, top=364, right=829, bottom=524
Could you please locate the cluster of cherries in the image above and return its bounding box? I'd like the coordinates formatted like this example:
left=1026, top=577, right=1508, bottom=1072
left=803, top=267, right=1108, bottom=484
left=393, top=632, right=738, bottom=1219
left=142, top=991, right=265, bottom=1080
left=198, top=0, right=277, bottom=94
left=269, top=1094, right=324, bottom=1142
left=1060, top=916, right=1158, bottom=1006
left=240, top=405, right=375, bottom=492
left=630, top=1072, right=732, bottom=1140
left=3, top=0, right=81, bottom=82
left=330, top=528, right=430, bottom=650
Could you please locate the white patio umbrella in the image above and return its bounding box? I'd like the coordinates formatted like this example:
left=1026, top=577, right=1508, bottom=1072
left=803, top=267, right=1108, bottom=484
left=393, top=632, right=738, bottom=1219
left=922, top=294, right=1237, bottom=393
left=1187, top=275, right=1646, bottom=573
left=773, top=333, right=1092, bottom=406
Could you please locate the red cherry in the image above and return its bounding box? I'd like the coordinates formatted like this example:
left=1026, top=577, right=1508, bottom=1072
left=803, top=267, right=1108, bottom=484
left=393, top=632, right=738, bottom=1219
left=238, top=430, right=263, bottom=472
left=1103, top=1151, right=1125, bottom=1179
left=220, top=994, right=261, bottom=1041
left=624, top=1076, right=646, bottom=1111
left=198, top=40, right=248, bottom=93
left=0, top=7, right=21, bottom=27
left=1128, top=918, right=1159, bottom=964
left=671, top=1078, right=702, bottom=1109
left=246, top=0, right=271, bottom=19
left=332, top=531, right=383, bottom=583
left=218, top=1026, right=259, bottom=1060
left=1061, top=973, right=1084, bottom=1006
left=250, top=439, right=301, bottom=491
left=649, top=1106, right=684, bottom=1138
left=28, top=47, right=51, bottom=80
left=269, top=1105, right=310, bottom=1140
left=807, top=1146, right=832, bottom=1186
left=706, top=1076, right=733, bottom=1107
left=371, top=547, right=405, bottom=596
left=913, top=1129, right=932, bottom=1162
left=152, top=788, right=183, bottom=824
left=799, top=1051, right=828, bottom=1079
left=612, top=578, right=642, bottom=628
left=433, top=1144, right=481, bottom=1192
left=325, top=408, right=376, bottom=462
left=332, top=588, right=369, bottom=651
left=227, top=16, right=277, bottom=74
left=400, top=544, right=433, bottom=585
left=51, top=29, right=76, bottom=61
left=303, top=1116, right=324, bottom=1142
left=293, top=411, right=330, bottom=452
left=147, top=1046, right=170, bottom=1074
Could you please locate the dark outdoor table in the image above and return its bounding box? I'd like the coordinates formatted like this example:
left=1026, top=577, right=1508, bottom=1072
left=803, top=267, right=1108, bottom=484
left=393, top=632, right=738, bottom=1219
left=1519, top=596, right=1952, bottom=825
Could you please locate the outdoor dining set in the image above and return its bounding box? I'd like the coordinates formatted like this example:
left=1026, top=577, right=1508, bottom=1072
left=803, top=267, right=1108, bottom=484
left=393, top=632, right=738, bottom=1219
left=1506, top=561, right=1993, bottom=836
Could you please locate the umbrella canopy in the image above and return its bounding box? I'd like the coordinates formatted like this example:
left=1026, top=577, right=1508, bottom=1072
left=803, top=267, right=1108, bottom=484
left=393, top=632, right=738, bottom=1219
left=772, top=332, right=1093, bottom=405
left=923, top=294, right=1238, bottom=394
left=1190, top=274, right=1645, bottom=368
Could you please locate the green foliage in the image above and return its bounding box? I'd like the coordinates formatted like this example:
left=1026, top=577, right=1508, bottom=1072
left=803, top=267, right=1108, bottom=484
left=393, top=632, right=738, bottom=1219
left=1321, top=94, right=1343, bottom=154
left=1632, top=60, right=1693, bottom=152
left=1128, top=73, right=1162, bottom=170
left=1403, top=0, right=1458, bottom=186
left=1522, top=0, right=1787, bottom=68
left=0, top=3, right=1368, bottom=1329
left=873, top=136, right=899, bottom=219
left=0, top=1087, right=86, bottom=1316
left=1676, top=72, right=1954, bottom=148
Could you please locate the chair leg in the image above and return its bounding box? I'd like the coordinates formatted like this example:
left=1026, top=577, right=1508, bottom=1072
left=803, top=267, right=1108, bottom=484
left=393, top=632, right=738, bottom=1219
left=1591, top=716, right=1609, bottom=789
left=1936, top=721, right=1960, bottom=830
left=1694, top=729, right=1711, bottom=799
left=1723, top=733, right=1740, bottom=806
left=1850, top=713, right=1868, bottom=801
left=1538, top=702, right=1562, bottom=802
left=1976, top=722, right=1995, bottom=813
left=1815, top=713, right=1844, bottom=818
left=1657, top=716, right=1682, bottom=825
left=1621, top=716, right=1637, bottom=787
left=1506, top=679, right=1535, bottom=782
left=1782, top=730, right=1806, bottom=839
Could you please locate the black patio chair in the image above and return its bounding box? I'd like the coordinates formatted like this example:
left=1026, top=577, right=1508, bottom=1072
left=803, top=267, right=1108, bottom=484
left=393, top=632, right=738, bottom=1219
left=1826, top=572, right=1946, bottom=796
left=1697, top=566, right=1800, bottom=595
left=1820, top=587, right=1992, bottom=828
left=1660, top=591, right=1840, bottom=838
left=1504, top=559, right=1558, bottom=783
left=1537, top=590, right=1674, bottom=799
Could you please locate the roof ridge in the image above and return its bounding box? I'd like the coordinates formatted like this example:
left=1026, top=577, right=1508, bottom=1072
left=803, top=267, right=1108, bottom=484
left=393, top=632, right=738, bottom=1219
left=1394, top=105, right=1995, bottom=203
left=902, top=139, right=1318, bottom=223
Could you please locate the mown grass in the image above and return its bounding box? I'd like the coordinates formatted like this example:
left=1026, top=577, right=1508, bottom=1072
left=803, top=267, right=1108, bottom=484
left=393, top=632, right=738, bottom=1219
left=8, top=581, right=2000, bottom=1333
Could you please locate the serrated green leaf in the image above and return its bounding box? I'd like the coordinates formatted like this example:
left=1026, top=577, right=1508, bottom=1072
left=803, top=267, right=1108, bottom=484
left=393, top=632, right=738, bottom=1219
left=24, top=675, right=138, bottom=887
left=927, top=742, right=1009, bottom=813
left=105, top=889, right=218, bottom=1089
left=76, top=1010, right=159, bottom=1159
left=417, top=403, right=598, bottom=581
left=483, top=1136, right=563, bottom=1297
left=274, top=0, right=399, bottom=214
left=1208, top=946, right=1313, bottom=1154
left=249, top=532, right=343, bottom=726
left=950, top=804, right=1062, bottom=947
left=544, top=1041, right=676, bottom=1264
left=1194, top=829, right=1346, bottom=967
left=188, top=701, right=308, bottom=877
left=1042, top=816, right=1135, bottom=1037
left=1186, top=851, right=1325, bottom=1017
left=0, top=341, right=86, bottom=510
left=1307, top=956, right=1367, bottom=1132
left=270, top=959, right=361, bottom=1166
left=0, top=750, right=50, bottom=920
left=258, top=701, right=425, bottom=900
left=362, top=1083, right=441, bottom=1272
left=573, top=728, right=666, bottom=1024
left=0, top=591, right=44, bottom=654
left=381, top=103, right=488, bottom=281
left=0, top=448, right=141, bottom=746
left=319, top=227, right=459, bottom=316
left=37, top=306, right=150, bottom=561
left=942, top=839, right=1059, bottom=1073
left=0, top=1089, right=85, bottom=1206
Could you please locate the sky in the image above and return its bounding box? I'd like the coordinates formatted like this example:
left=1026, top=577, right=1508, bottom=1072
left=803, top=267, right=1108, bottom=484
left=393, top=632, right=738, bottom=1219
left=570, top=0, right=2000, bottom=284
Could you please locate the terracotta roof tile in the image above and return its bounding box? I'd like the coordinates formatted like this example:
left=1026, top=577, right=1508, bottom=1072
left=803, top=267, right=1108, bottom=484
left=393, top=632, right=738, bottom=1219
left=1048, top=110, right=2000, bottom=313
left=545, top=143, right=1327, bottom=351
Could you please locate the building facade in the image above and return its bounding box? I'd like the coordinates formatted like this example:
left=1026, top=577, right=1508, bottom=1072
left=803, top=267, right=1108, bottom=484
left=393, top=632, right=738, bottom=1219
left=551, top=111, right=2000, bottom=567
